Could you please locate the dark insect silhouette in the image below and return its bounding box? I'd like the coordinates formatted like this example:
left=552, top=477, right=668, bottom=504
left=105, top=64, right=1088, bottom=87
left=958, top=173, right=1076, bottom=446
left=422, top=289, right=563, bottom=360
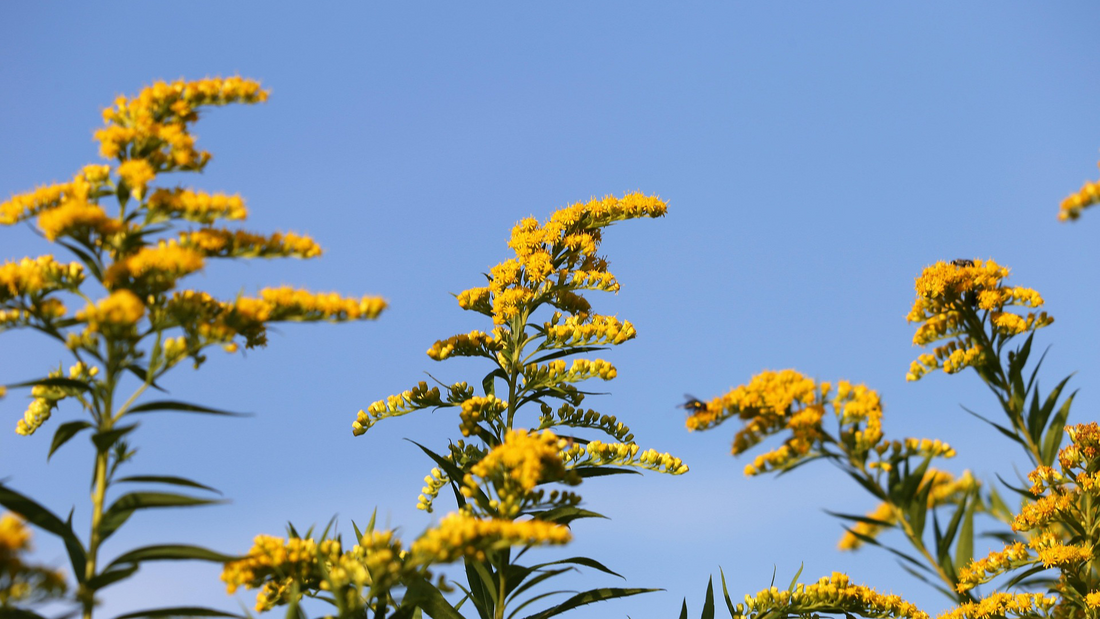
left=950, top=258, right=975, bottom=267
left=680, top=395, right=707, bottom=414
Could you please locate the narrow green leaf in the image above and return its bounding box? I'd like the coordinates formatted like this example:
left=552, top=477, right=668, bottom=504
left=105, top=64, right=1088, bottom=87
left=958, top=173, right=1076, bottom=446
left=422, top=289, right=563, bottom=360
left=115, top=475, right=220, bottom=494
left=961, top=406, right=1025, bottom=448
left=787, top=563, right=804, bottom=593
left=92, top=424, right=138, bottom=451
left=519, top=588, right=658, bottom=619
left=112, top=607, right=244, bottom=619
left=105, top=544, right=238, bottom=572
left=679, top=600, right=688, bottom=619
left=702, top=578, right=716, bottom=619
left=897, top=563, right=957, bottom=602
left=841, top=525, right=931, bottom=573
left=408, top=440, right=476, bottom=509
left=823, top=509, right=894, bottom=528
left=0, top=608, right=50, bottom=619
left=471, top=559, right=499, bottom=607
left=528, top=556, right=623, bottom=579
left=995, top=474, right=1033, bottom=500
left=530, top=506, right=606, bottom=525
left=0, top=483, right=87, bottom=583
left=528, top=347, right=606, bottom=365
left=505, top=568, right=571, bottom=605
left=482, top=370, right=505, bottom=398
left=937, top=495, right=969, bottom=560
left=843, top=470, right=887, bottom=501
left=1000, top=564, right=1047, bottom=591
left=49, top=421, right=93, bottom=460
left=719, top=568, right=738, bottom=618
left=57, top=240, right=103, bottom=281
left=99, top=492, right=222, bottom=542
left=462, top=557, right=493, bottom=619
left=572, top=467, right=642, bottom=479
left=126, top=400, right=250, bottom=417
left=1042, top=390, right=1076, bottom=466
left=4, top=376, right=92, bottom=392
left=955, top=491, right=977, bottom=572
left=86, top=563, right=140, bottom=592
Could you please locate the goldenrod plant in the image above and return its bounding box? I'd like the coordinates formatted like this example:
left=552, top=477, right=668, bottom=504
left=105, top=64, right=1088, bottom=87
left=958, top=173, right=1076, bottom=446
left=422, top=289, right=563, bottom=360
left=678, top=246, right=1090, bottom=618
left=336, top=194, right=685, bottom=619
left=0, top=78, right=385, bottom=619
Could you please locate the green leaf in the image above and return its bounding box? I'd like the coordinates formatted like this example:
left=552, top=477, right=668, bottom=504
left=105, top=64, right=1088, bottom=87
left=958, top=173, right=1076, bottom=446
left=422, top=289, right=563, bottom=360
left=701, top=578, right=715, bottom=619
left=528, top=347, right=606, bottom=366
left=840, top=525, right=930, bottom=573
left=462, top=557, right=493, bottom=619
left=99, top=492, right=222, bottom=542
left=843, top=470, right=887, bottom=501
left=719, top=568, right=738, bottom=618
left=572, top=467, right=642, bottom=479
left=86, top=563, right=140, bottom=592
left=112, top=607, right=245, bottom=619
left=520, top=588, right=658, bottom=619
left=126, top=400, right=250, bottom=417
left=482, top=370, right=505, bottom=398
left=961, top=406, right=1025, bottom=449
left=955, top=491, right=977, bottom=572
left=0, top=609, right=50, bottom=619
left=4, top=376, right=93, bottom=392
left=678, top=600, right=688, bottom=619
left=530, top=506, right=606, bottom=525
left=786, top=564, right=804, bottom=593
left=57, top=240, right=103, bottom=281
left=0, top=483, right=87, bottom=583
left=529, top=556, right=623, bottom=579
left=1042, top=390, right=1076, bottom=466
left=105, top=544, right=238, bottom=572
left=937, top=494, right=969, bottom=561
left=822, top=509, right=894, bottom=528
left=115, top=475, right=221, bottom=494
left=92, top=424, right=139, bottom=451
left=49, top=420, right=93, bottom=460
left=505, top=568, right=571, bottom=606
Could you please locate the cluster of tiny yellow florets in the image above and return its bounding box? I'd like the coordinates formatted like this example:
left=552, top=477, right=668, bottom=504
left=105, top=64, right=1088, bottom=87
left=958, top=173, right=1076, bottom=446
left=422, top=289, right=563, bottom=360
left=0, top=513, right=68, bottom=606
left=146, top=188, right=247, bottom=224
left=409, top=512, right=571, bottom=564
left=221, top=531, right=408, bottom=613
left=426, top=330, right=503, bottom=361
left=462, top=430, right=572, bottom=517
left=938, top=592, right=1056, bottom=619
left=907, top=259, right=1052, bottom=381
left=1058, top=161, right=1100, bottom=221
left=456, top=192, right=665, bottom=326
left=543, top=312, right=636, bottom=347
left=734, top=573, right=929, bottom=619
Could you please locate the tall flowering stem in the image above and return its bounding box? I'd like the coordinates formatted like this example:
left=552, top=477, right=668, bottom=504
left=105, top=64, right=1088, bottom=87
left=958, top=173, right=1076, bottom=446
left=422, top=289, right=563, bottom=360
left=0, top=78, right=385, bottom=619
left=906, top=259, right=1067, bottom=468
left=685, top=370, right=978, bottom=602
left=348, top=194, right=686, bottom=619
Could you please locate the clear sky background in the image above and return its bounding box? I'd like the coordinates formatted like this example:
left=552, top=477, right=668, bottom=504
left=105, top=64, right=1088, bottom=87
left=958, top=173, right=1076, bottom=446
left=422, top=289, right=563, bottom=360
left=2, top=3, right=1100, bottom=619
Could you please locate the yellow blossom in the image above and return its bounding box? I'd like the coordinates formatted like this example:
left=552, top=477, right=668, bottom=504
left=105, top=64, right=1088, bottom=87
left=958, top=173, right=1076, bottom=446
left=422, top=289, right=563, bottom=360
left=146, top=188, right=247, bottom=223
left=409, top=513, right=570, bottom=564
left=117, top=159, right=156, bottom=198
left=36, top=200, right=123, bottom=241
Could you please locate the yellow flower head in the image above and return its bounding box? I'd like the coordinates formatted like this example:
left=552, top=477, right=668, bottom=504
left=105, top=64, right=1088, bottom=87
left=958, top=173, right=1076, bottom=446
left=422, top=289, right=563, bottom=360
left=1058, top=161, right=1100, bottom=221
left=907, top=260, right=1052, bottom=381
left=409, top=513, right=571, bottom=564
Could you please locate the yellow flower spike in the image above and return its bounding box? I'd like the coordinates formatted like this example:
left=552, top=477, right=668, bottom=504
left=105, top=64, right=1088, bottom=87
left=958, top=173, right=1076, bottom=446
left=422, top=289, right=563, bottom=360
left=77, top=290, right=146, bottom=337
left=937, top=593, right=1056, bottom=619
left=409, top=513, right=571, bottom=565
left=1059, top=162, right=1100, bottom=221
left=146, top=188, right=247, bottom=223
left=116, top=159, right=156, bottom=199
left=0, top=256, right=85, bottom=302
left=427, top=330, right=501, bottom=361
left=36, top=200, right=123, bottom=242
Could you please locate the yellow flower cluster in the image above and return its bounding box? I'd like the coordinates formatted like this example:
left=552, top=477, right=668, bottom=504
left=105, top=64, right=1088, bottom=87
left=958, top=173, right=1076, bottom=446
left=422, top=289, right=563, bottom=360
left=543, top=312, right=636, bottom=347
left=221, top=531, right=405, bottom=612
left=179, top=228, right=322, bottom=259
left=104, top=243, right=206, bottom=292
left=0, top=513, right=68, bottom=606
left=147, top=188, right=247, bottom=223
left=1012, top=493, right=1074, bottom=532
left=541, top=403, right=635, bottom=443
left=1058, top=162, right=1100, bottom=221
left=907, top=259, right=1052, bottom=381
left=834, top=380, right=885, bottom=458
left=96, top=77, right=268, bottom=170
left=0, top=256, right=84, bottom=302
left=77, top=290, right=146, bottom=336
left=117, top=159, right=156, bottom=198
left=353, top=382, right=446, bottom=435
left=459, top=396, right=508, bottom=437
left=36, top=200, right=123, bottom=242
left=457, top=192, right=665, bottom=325
left=417, top=467, right=449, bottom=512
left=560, top=440, right=689, bottom=475
left=1087, top=592, right=1100, bottom=609
left=685, top=369, right=817, bottom=436
left=426, top=330, right=503, bottom=361
left=0, top=165, right=110, bottom=225
left=409, top=512, right=571, bottom=564
left=938, top=592, right=1056, bottom=619
left=463, top=430, right=570, bottom=516
left=250, top=286, right=386, bottom=323
left=522, top=358, right=617, bottom=388
left=736, top=573, right=929, bottom=619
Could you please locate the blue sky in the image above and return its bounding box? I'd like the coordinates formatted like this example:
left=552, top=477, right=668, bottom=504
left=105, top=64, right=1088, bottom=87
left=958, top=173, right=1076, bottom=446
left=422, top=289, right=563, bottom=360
left=2, top=3, right=1100, bottom=618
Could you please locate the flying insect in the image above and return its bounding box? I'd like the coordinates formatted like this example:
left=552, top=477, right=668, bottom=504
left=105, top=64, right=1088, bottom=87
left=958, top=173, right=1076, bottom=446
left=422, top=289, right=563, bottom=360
left=680, top=395, right=707, bottom=414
